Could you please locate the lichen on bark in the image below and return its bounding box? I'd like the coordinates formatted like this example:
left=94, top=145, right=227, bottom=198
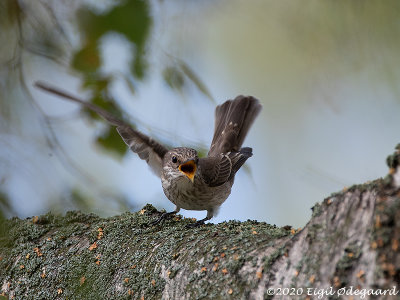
left=0, top=204, right=291, bottom=299
left=1, top=144, right=400, bottom=299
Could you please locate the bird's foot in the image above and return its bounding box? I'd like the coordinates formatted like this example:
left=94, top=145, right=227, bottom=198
left=150, top=211, right=176, bottom=226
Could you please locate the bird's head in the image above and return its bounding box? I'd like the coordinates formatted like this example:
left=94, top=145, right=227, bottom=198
left=163, top=147, right=198, bottom=183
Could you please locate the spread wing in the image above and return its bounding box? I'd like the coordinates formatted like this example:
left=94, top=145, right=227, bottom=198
left=199, top=148, right=253, bottom=187
left=35, top=81, right=168, bottom=177
left=116, top=126, right=167, bottom=176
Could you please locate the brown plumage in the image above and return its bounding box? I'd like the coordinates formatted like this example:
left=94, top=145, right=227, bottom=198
left=35, top=81, right=262, bottom=227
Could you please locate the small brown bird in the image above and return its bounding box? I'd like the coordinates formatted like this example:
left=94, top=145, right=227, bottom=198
left=35, top=82, right=262, bottom=227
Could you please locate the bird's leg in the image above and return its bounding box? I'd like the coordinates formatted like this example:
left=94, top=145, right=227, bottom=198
left=150, top=206, right=180, bottom=226
left=186, top=209, right=214, bottom=228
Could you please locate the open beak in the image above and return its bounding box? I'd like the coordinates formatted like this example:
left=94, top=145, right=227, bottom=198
left=178, top=159, right=197, bottom=183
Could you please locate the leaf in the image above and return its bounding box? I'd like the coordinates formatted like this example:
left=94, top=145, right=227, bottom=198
left=82, top=75, right=111, bottom=93
left=178, top=60, right=215, bottom=103
left=96, top=125, right=129, bottom=158
left=71, top=41, right=101, bottom=73
left=75, top=0, right=152, bottom=79
left=80, top=95, right=124, bottom=123
left=162, top=66, right=185, bottom=91
left=132, top=50, right=148, bottom=79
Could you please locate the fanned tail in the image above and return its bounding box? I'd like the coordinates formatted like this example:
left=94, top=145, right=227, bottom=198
left=208, top=96, right=262, bottom=157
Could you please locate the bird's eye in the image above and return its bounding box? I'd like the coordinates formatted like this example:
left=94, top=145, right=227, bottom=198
left=171, top=156, right=178, bottom=163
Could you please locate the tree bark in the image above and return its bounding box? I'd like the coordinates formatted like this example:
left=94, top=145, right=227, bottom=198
left=1, top=145, right=400, bottom=300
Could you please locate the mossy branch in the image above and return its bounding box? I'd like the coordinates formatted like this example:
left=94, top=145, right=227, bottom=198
left=1, top=145, right=400, bottom=299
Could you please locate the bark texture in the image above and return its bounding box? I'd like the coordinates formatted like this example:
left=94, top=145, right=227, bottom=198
left=1, top=145, right=400, bottom=300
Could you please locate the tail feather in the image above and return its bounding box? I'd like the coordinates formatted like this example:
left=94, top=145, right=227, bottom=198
left=208, top=96, right=262, bottom=157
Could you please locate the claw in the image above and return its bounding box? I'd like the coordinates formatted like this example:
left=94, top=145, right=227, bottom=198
left=185, top=219, right=206, bottom=228
left=150, top=211, right=177, bottom=226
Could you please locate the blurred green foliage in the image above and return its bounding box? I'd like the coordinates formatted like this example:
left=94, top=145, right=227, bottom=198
left=71, top=0, right=152, bottom=157
left=96, top=126, right=130, bottom=157
left=0, top=0, right=215, bottom=219
left=0, top=191, right=11, bottom=244
left=68, top=0, right=213, bottom=157
left=2, top=0, right=20, bottom=27
left=163, top=60, right=215, bottom=103
left=69, top=189, right=93, bottom=213
left=163, top=66, right=185, bottom=91
left=73, top=0, right=151, bottom=79
left=0, top=191, right=12, bottom=220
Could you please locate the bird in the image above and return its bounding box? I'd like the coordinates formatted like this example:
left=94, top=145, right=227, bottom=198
left=35, top=81, right=262, bottom=227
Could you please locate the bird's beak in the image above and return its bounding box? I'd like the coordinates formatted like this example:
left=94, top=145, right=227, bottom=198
left=178, top=159, right=197, bottom=183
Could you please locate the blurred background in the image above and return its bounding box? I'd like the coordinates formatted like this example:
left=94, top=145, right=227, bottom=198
left=1, top=0, right=399, bottom=227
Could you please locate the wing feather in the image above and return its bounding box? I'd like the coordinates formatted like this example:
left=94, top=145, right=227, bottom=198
left=200, top=149, right=252, bottom=187
left=35, top=81, right=168, bottom=177
left=116, top=126, right=167, bottom=176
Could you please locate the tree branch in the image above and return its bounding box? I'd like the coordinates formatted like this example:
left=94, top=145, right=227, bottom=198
left=1, top=145, right=399, bottom=299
